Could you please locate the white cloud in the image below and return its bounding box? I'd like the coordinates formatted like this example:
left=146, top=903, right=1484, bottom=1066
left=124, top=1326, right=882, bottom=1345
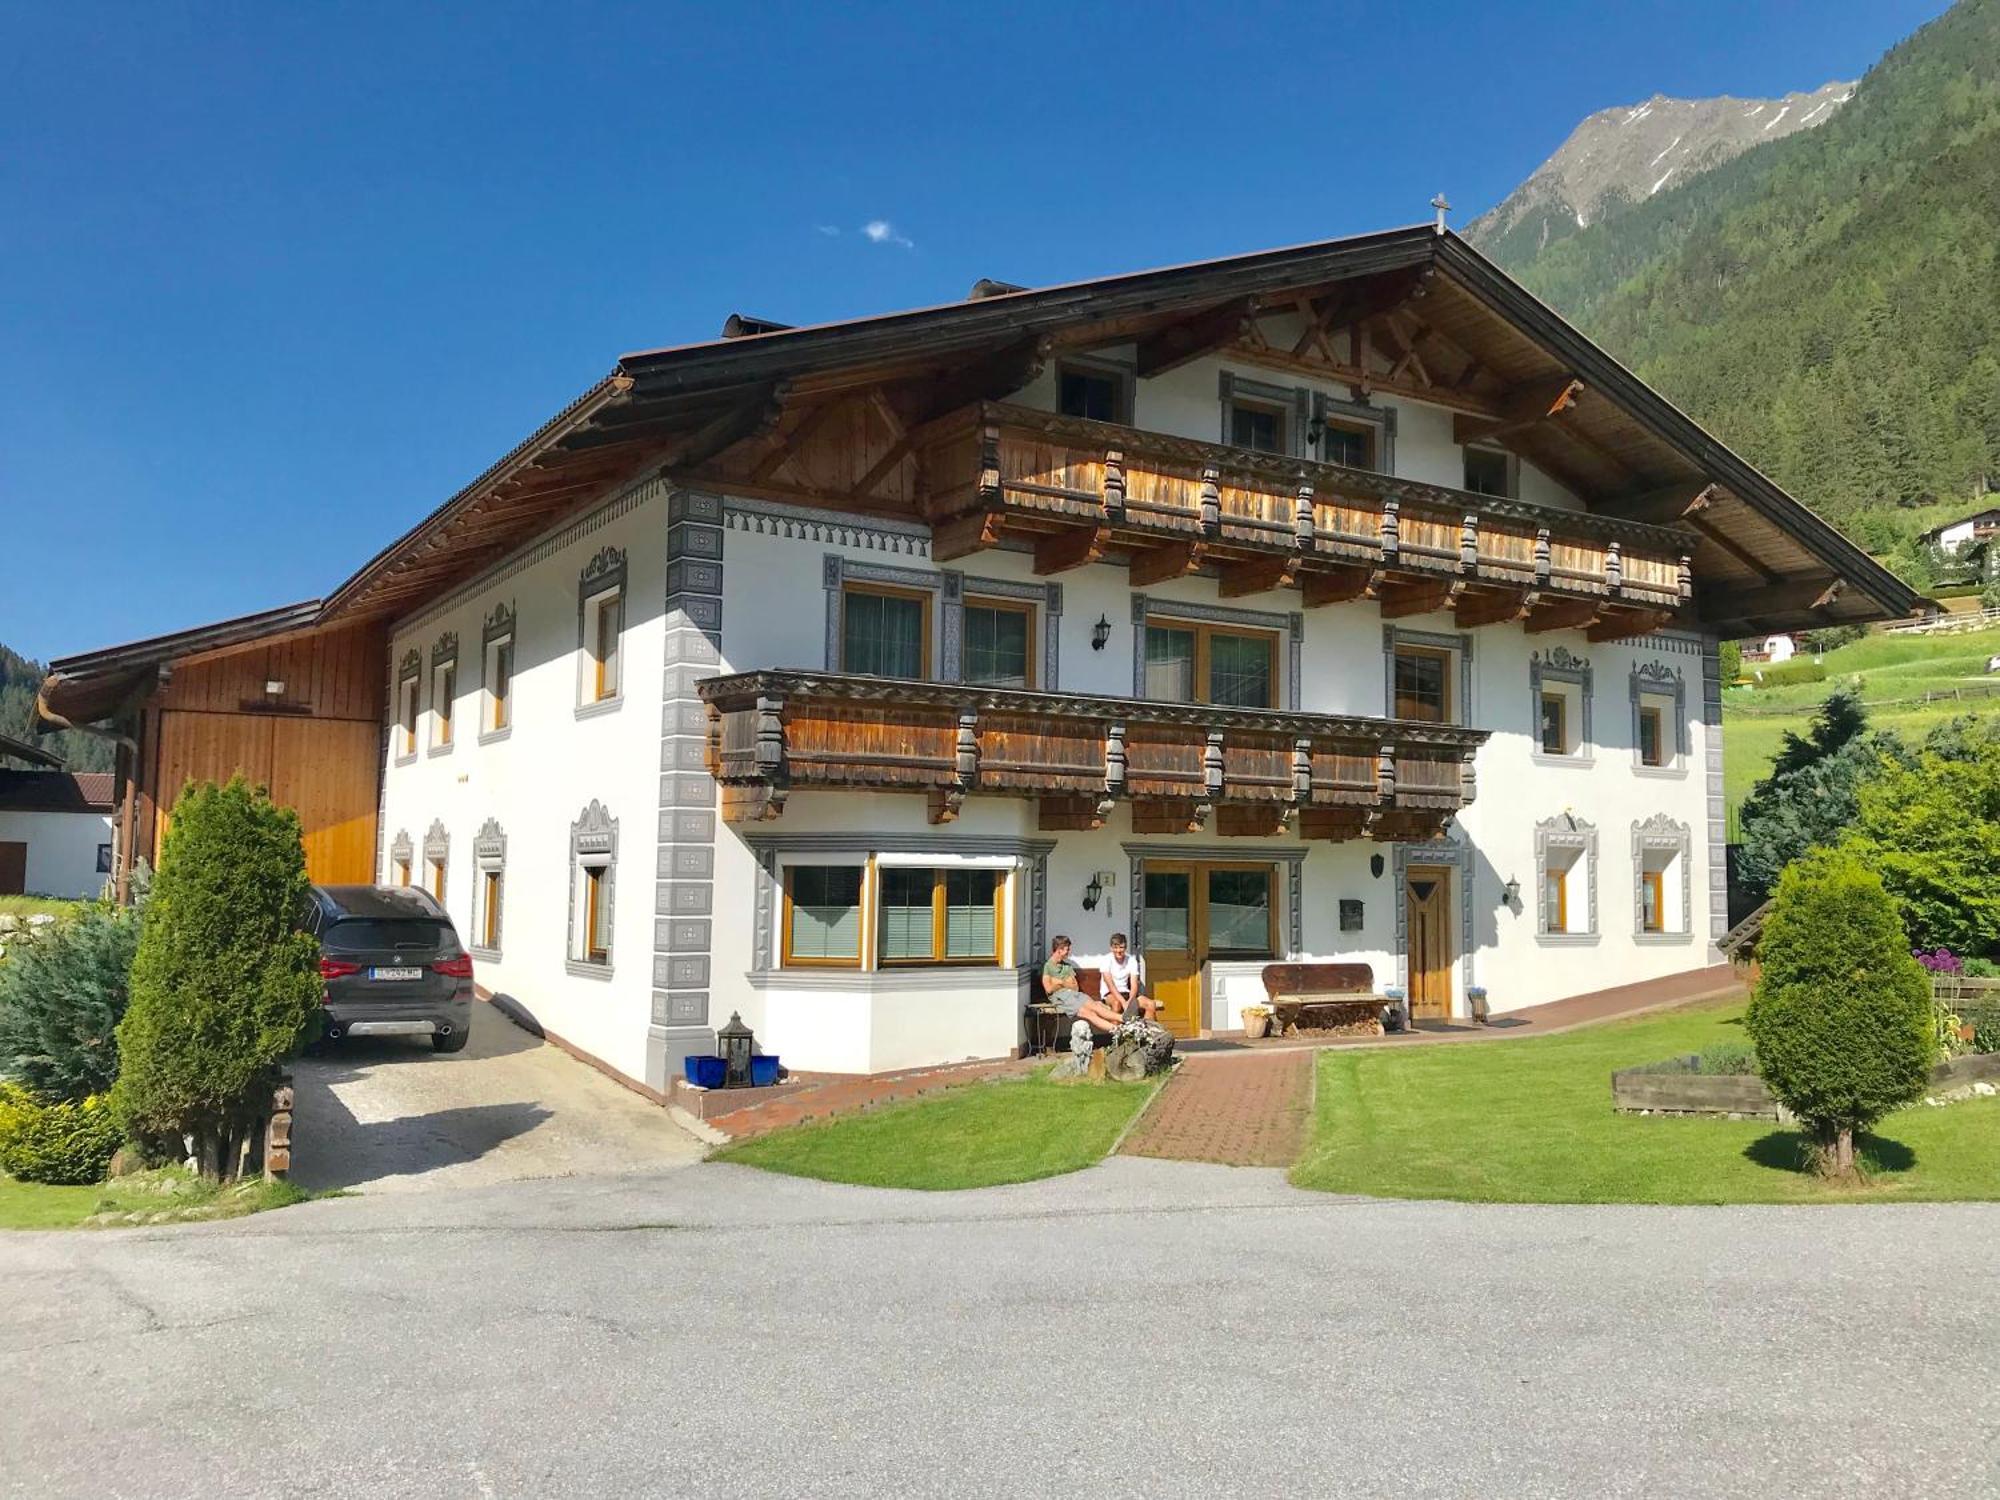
left=862, top=219, right=914, bottom=249
left=814, top=223, right=840, bottom=237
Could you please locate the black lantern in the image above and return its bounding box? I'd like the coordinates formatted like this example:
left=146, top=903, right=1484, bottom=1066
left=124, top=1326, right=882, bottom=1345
left=718, top=1011, right=756, bottom=1088
left=1091, top=615, right=1111, bottom=651
left=1082, top=873, right=1103, bottom=912
left=1502, top=876, right=1521, bottom=909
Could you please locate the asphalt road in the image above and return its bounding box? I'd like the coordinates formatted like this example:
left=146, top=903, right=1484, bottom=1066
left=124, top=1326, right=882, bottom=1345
left=4, top=1157, right=1996, bottom=1499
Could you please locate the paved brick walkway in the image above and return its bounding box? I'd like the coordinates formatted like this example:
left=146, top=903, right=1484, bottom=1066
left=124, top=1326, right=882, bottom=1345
left=1118, top=1049, right=1314, bottom=1167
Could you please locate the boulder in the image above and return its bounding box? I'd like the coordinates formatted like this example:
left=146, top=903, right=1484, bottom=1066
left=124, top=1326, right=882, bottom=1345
left=1104, top=1019, right=1176, bottom=1082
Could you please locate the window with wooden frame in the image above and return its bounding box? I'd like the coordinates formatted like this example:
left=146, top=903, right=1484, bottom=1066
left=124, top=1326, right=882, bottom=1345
left=1640, top=868, right=1665, bottom=934
left=431, top=658, right=456, bottom=750
left=566, top=801, right=617, bottom=975
left=585, top=590, right=623, bottom=704
left=581, top=865, right=610, bottom=964
left=485, top=633, right=513, bottom=734
left=1228, top=398, right=1288, bottom=455
left=1638, top=704, right=1667, bottom=767
left=1536, top=816, right=1596, bottom=939
left=481, top=869, right=504, bottom=950
left=961, top=597, right=1034, bottom=689
left=1545, top=865, right=1570, bottom=934
left=429, top=856, right=447, bottom=903
left=396, top=670, right=420, bottom=760
left=1143, top=620, right=1277, bottom=708
left=395, top=856, right=412, bottom=888
left=1056, top=363, right=1128, bottom=424
left=1393, top=646, right=1453, bottom=724
left=782, top=865, right=865, bottom=967
left=1320, top=419, right=1375, bottom=471
left=841, top=584, right=930, bottom=679
left=1539, top=692, right=1567, bottom=756
left=877, top=867, right=1005, bottom=967
left=1205, top=865, right=1277, bottom=958
left=1463, top=446, right=1514, bottom=498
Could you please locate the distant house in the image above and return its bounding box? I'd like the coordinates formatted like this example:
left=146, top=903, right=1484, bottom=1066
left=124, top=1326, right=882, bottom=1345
left=0, top=769, right=115, bottom=899
left=1741, top=633, right=1797, bottom=665
left=1919, top=507, right=2000, bottom=555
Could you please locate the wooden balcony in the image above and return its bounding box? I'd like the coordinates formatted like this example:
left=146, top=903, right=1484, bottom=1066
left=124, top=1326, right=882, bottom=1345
left=699, top=670, right=1489, bottom=842
left=917, top=403, right=1693, bottom=639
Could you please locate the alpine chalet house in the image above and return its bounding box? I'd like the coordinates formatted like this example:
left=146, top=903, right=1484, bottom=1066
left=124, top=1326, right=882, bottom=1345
left=41, top=226, right=1916, bottom=1091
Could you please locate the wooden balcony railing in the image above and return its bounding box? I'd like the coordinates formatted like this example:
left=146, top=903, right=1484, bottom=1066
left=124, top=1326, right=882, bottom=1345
left=699, top=670, right=1489, bottom=842
left=916, top=403, right=1693, bottom=638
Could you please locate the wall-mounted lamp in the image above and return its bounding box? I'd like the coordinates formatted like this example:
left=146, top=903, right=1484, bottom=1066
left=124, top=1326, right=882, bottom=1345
left=1306, top=415, right=1325, bottom=448
left=1082, top=873, right=1104, bottom=912
left=1091, top=615, right=1111, bottom=652
left=1501, top=876, right=1521, bottom=909
left=264, top=680, right=286, bottom=697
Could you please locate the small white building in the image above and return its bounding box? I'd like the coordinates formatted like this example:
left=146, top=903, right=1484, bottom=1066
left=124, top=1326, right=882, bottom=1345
left=0, top=771, right=114, bottom=900
left=1919, top=507, right=2000, bottom=556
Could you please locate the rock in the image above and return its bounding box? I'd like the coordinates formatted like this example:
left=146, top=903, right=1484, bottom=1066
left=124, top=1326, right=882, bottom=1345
left=0, top=913, right=19, bottom=933
left=1975, top=1081, right=1996, bottom=1097
left=106, top=1147, right=148, bottom=1178
left=25, top=914, right=55, bottom=928
left=1104, top=1019, right=1176, bottom=1082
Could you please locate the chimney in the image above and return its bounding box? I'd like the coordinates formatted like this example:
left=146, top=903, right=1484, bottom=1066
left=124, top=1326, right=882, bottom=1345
left=1430, top=194, right=1451, bottom=234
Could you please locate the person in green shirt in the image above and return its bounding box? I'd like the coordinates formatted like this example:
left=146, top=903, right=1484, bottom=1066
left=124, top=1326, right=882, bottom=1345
left=1041, top=935, right=1122, bottom=1032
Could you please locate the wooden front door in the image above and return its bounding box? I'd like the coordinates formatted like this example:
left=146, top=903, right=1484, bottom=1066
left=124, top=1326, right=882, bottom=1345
left=1405, top=864, right=1454, bottom=1020
left=0, top=842, right=25, bottom=897
left=1141, top=864, right=1202, bottom=1038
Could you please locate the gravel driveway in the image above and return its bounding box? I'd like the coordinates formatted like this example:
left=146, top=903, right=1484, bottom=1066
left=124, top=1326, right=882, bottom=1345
left=287, top=1000, right=705, bottom=1193
left=2, top=1157, right=1996, bottom=1498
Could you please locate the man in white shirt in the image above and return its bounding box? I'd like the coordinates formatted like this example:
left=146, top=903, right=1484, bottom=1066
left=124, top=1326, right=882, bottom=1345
left=1101, top=932, right=1158, bottom=1023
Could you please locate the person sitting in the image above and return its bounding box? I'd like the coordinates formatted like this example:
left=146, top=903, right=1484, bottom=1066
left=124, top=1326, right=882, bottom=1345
left=1041, top=934, right=1124, bottom=1035
left=1101, top=932, right=1159, bottom=1023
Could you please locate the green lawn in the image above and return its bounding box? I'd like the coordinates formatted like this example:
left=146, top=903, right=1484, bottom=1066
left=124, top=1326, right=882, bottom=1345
left=0, top=895, right=83, bottom=922
left=1291, top=1000, right=2000, bottom=1204
left=0, top=1168, right=310, bottom=1229
left=716, top=1070, right=1161, bottom=1190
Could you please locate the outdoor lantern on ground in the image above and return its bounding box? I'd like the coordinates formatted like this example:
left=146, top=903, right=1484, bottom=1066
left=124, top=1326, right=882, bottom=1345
left=718, top=1011, right=756, bottom=1088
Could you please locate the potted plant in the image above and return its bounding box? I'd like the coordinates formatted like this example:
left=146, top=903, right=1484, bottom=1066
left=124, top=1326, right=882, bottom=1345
left=1240, top=1004, right=1273, bottom=1040
left=1383, top=986, right=1408, bottom=1033
left=1468, top=986, right=1490, bottom=1024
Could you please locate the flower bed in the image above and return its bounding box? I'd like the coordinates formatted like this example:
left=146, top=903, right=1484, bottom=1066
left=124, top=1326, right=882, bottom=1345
left=1614, top=1050, right=2000, bottom=1119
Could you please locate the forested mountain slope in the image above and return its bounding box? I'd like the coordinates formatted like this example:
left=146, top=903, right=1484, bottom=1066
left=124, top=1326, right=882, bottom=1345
left=0, top=645, right=113, bottom=773
left=1485, top=0, right=2000, bottom=555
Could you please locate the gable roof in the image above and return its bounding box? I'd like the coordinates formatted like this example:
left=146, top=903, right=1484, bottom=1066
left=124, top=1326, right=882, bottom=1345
left=0, top=771, right=114, bottom=814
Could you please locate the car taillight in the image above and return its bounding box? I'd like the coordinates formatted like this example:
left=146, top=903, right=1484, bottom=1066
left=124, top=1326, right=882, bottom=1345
left=319, top=957, right=362, bottom=979
left=433, top=954, right=474, bottom=979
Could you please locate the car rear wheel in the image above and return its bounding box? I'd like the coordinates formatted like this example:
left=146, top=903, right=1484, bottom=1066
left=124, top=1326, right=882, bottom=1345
left=431, top=1028, right=469, bottom=1054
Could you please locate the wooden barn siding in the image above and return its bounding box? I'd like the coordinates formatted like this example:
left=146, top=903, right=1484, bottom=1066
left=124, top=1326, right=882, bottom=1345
left=141, top=625, right=384, bottom=884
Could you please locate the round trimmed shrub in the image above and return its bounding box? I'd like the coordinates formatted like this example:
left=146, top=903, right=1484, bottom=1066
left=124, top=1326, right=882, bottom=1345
left=112, top=775, right=321, bottom=1179
left=0, top=1085, right=122, bottom=1185
left=1746, top=849, right=1934, bottom=1176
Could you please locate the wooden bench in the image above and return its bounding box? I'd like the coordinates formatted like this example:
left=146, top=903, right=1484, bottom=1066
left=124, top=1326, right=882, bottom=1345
left=1024, top=967, right=1114, bottom=1056
left=1259, top=963, right=1385, bottom=1037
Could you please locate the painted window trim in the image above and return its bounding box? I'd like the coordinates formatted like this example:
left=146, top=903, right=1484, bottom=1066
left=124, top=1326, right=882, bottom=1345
left=1383, top=626, right=1475, bottom=727
left=1528, top=647, right=1593, bottom=759
left=1632, top=813, right=1694, bottom=943
left=566, top=800, right=618, bottom=979
left=1132, top=595, right=1303, bottom=708
left=427, top=631, right=459, bottom=758
left=423, top=819, right=450, bottom=908
left=394, top=650, right=422, bottom=765
left=388, top=828, right=413, bottom=887
left=1054, top=355, right=1135, bottom=426
left=1462, top=442, right=1517, bottom=498
left=780, top=861, right=869, bottom=970
left=875, top=865, right=1009, bottom=969
left=822, top=555, right=1061, bottom=689
left=1631, top=660, right=1688, bottom=772
left=576, top=546, right=627, bottom=717
left=471, top=817, right=506, bottom=960
left=960, top=594, right=1039, bottom=690
left=1123, top=841, right=1310, bottom=963
left=480, top=600, right=516, bottom=744
left=1534, top=813, right=1598, bottom=941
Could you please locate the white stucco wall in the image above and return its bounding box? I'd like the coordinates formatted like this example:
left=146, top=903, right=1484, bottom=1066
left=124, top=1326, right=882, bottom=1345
left=0, top=810, right=113, bottom=900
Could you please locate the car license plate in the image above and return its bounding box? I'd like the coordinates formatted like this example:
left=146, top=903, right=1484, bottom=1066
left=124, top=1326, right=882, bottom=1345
left=370, top=966, right=423, bottom=981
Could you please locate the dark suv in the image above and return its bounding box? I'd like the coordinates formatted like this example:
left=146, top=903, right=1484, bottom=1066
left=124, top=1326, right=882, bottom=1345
left=306, top=885, right=473, bottom=1053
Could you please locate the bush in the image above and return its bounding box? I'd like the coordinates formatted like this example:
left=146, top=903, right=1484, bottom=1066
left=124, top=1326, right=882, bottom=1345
left=0, top=901, right=140, bottom=1100
left=1719, top=639, right=1744, bottom=685
left=0, top=1084, right=122, bottom=1185
left=1753, top=659, right=1828, bottom=689
left=1842, top=743, right=2000, bottom=955
left=1735, top=690, right=1894, bottom=900
left=1746, top=850, right=1935, bottom=1177
left=1697, top=1042, right=1757, bottom=1076
left=112, top=776, right=321, bottom=1179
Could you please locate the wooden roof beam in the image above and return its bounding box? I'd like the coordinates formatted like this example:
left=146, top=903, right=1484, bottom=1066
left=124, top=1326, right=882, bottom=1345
left=1453, top=377, right=1584, bottom=446
left=1034, top=525, right=1110, bottom=576
left=1687, top=510, right=1784, bottom=586
left=668, top=381, right=790, bottom=471
left=896, top=336, right=1051, bottom=425
left=1596, top=482, right=1717, bottom=526
left=1136, top=298, right=1260, bottom=379
left=1128, top=539, right=1208, bottom=588
left=1698, top=575, right=1846, bottom=623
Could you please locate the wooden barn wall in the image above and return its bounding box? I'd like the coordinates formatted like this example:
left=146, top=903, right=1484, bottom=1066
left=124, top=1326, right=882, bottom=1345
left=140, top=624, right=384, bottom=885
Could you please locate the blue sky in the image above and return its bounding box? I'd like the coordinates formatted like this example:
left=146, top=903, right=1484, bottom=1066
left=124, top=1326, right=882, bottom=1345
left=0, top=0, right=1950, bottom=660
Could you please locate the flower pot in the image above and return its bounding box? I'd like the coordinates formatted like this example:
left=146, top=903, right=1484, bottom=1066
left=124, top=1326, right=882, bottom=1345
left=749, top=1055, right=782, bottom=1088
left=1242, top=1008, right=1271, bottom=1040
left=684, top=1055, right=727, bottom=1089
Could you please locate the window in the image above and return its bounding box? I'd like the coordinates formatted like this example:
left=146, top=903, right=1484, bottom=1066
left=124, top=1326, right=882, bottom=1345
left=582, top=866, right=609, bottom=963
left=877, top=867, right=1004, bottom=966
left=1638, top=705, right=1666, bottom=767
left=1545, top=864, right=1571, bottom=934
left=1633, top=815, right=1691, bottom=939
left=1144, top=621, right=1276, bottom=708
left=395, top=856, right=412, bottom=888
left=1464, top=447, right=1514, bottom=497
left=567, top=800, right=617, bottom=975
left=481, top=870, right=504, bottom=949
left=1320, top=420, right=1375, bottom=470
left=1057, top=365, right=1126, bottom=424
left=1535, top=814, right=1598, bottom=939
left=587, top=591, right=623, bottom=703
left=432, top=659, right=456, bottom=749
left=429, top=856, right=447, bottom=902
left=842, top=585, right=929, bottom=678
left=486, top=634, right=513, bottom=733
left=1207, top=867, right=1275, bottom=957
left=397, top=674, right=420, bottom=759
left=783, top=865, right=864, bottom=966
left=95, top=843, right=112, bottom=875
left=1539, top=692, right=1567, bottom=756
left=1393, top=647, right=1452, bottom=723
left=962, top=599, right=1033, bottom=688
left=1641, top=869, right=1664, bottom=934
left=1230, top=401, right=1286, bottom=454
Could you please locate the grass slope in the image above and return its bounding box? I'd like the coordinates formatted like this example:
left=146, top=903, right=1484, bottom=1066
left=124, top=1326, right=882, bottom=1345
left=1292, top=1000, right=2000, bottom=1204
left=0, top=1168, right=309, bottom=1230
left=717, top=1071, right=1160, bottom=1190
left=0, top=896, right=83, bottom=922
left=1723, top=624, right=2000, bottom=817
